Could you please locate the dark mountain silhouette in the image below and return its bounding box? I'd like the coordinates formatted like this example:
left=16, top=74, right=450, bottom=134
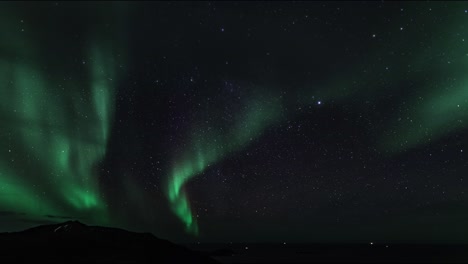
left=0, top=220, right=219, bottom=263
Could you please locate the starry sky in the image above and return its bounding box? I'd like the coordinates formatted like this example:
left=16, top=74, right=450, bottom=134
left=1, top=1, right=468, bottom=244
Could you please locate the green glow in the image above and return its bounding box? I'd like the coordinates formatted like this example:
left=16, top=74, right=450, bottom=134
left=0, top=5, right=122, bottom=224
left=0, top=165, right=57, bottom=215
left=166, top=93, right=283, bottom=235
left=295, top=4, right=468, bottom=155
left=377, top=9, right=468, bottom=153
left=381, top=76, right=468, bottom=152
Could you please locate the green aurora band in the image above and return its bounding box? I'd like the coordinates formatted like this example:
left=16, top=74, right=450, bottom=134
left=0, top=45, right=116, bottom=223
left=166, top=4, right=468, bottom=234
left=0, top=4, right=124, bottom=225
left=166, top=94, right=283, bottom=235
left=297, top=3, right=468, bottom=154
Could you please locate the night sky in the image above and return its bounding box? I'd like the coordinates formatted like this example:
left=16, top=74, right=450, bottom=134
left=1, top=1, right=468, bottom=244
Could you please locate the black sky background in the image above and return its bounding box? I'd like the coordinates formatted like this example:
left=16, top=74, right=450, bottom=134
left=1, top=1, right=468, bottom=244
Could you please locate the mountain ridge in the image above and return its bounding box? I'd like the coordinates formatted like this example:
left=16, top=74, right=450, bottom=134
left=0, top=220, right=219, bottom=263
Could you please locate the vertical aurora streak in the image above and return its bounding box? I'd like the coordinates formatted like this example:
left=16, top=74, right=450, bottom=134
left=166, top=94, right=283, bottom=235
left=0, top=44, right=116, bottom=221
left=0, top=3, right=122, bottom=224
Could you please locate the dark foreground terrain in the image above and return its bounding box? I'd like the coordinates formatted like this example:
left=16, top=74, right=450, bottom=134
left=191, top=243, right=468, bottom=263
left=3, top=221, right=468, bottom=263
left=0, top=221, right=218, bottom=263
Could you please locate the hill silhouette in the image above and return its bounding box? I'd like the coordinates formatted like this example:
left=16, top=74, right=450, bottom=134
left=0, top=220, right=219, bottom=263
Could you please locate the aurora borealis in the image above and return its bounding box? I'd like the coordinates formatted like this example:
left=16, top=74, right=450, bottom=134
left=1, top=1, right=468, bottom=244
left=167, top=92, right=283, bottom=234
left=0, top=3, right=125, bottom=227
left=0, top=42, right=114, bottom=219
